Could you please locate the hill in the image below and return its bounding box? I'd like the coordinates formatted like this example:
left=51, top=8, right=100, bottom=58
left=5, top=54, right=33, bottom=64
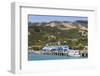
left=28, top=20, right=88, bottom=50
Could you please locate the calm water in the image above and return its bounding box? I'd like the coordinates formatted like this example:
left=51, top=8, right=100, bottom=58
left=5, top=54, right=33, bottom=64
left=28, top=52, right=87, bottom=61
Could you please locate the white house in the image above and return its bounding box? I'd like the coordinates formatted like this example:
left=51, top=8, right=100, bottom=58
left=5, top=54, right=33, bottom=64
left=42, top=45, right=69, bottom=52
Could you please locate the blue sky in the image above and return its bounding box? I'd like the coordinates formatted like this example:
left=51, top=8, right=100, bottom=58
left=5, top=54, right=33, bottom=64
left=28, top=15, right=88, bottom=23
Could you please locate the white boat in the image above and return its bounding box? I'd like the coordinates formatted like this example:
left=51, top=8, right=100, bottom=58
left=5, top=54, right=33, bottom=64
left=68, top=50, right=80, bottom=57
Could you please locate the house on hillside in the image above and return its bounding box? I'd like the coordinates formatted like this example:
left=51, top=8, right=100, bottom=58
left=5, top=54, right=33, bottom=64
left=42, top=45, right=69, bottom=53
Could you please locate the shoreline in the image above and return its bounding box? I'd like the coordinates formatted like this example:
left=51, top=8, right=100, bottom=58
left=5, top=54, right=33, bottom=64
left=28, top=49, right=88, bottom=57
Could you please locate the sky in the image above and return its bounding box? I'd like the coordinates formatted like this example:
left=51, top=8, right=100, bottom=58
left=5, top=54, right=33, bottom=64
left=28, top=15, right=88, bottom=23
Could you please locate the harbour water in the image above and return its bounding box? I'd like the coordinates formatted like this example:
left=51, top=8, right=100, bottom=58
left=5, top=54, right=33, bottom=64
left=28, top=52, right=87, bottom=61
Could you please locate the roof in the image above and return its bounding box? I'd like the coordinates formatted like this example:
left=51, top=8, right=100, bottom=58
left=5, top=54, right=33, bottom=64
left=42, top=45, right=69, bottom=51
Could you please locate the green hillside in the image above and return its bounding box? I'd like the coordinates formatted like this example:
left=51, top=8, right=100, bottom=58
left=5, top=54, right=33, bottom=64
left=28, top=21, right=88, bottom=50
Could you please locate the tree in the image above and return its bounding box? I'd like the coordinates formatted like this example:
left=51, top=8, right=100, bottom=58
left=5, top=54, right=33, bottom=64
left=78, top=43, right=84, bottom=50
